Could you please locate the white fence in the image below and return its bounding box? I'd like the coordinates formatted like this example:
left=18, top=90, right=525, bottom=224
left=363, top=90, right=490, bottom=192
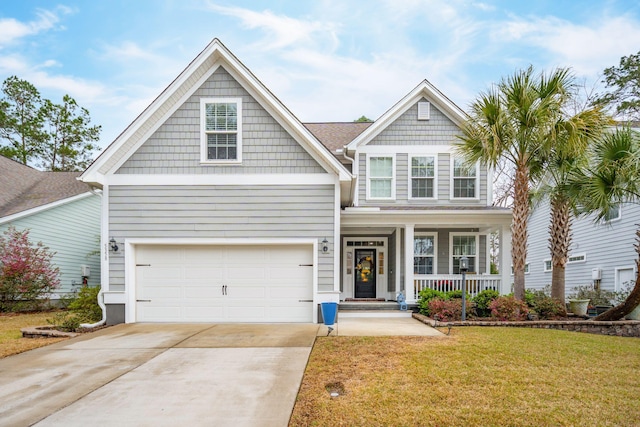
left=413, top=274, right=502, bottom=300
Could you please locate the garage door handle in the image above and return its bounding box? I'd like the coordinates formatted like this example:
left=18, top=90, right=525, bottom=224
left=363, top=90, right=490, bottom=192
left=299, top=264, right=313, bottom=267
left=299, top=299, right=313, bottom=302
left=137, top=299, right=151, bottom=302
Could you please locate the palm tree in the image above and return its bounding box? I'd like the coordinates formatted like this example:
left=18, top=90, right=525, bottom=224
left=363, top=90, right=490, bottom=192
left=574, top=127, right=640, bottom=320
left=458, top=66, right=573, bottom=300
left=538, top=108, right=611, bottom=302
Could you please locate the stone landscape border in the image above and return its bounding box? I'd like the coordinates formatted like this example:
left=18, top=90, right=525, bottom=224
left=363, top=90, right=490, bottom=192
left=413, top=313, right=640, bottom=337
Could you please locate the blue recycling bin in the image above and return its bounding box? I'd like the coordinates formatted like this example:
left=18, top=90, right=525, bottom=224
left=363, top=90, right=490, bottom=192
left=320, top=302, right=338, bottom=327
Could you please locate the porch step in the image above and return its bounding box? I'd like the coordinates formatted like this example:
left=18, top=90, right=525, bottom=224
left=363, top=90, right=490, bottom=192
left=338, top=310, right=413, bottom=318
left=339, top=302, right=400, bottom=311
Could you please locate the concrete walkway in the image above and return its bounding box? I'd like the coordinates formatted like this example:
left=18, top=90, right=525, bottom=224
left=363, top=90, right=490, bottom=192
left=0, top=317, right=442, bottom=426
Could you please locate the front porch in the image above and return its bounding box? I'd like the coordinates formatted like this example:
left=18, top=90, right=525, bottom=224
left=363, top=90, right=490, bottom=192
left=339, top=206, right=512, bottom=304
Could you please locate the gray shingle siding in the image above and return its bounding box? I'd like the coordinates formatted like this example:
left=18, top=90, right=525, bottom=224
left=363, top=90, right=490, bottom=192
left=526, top=200, right=639, bottom=294
left=357, top=151, right=489, bottom=206
left=117, top=67, right=325, bottom=175
left=108, top=185, right=336, bottom=292
left=369, top=98, right=462, bottom=146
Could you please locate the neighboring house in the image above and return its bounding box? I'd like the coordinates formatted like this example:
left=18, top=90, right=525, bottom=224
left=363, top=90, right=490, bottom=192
left=527, top=201, right=638, bottom=296
left=0, top=156, right=101, bottom=299
left=80, top=39, right=512, bottom=325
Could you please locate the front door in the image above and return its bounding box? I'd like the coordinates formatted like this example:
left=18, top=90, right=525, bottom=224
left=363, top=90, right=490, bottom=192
left=354, top=249, right=376, bottom=298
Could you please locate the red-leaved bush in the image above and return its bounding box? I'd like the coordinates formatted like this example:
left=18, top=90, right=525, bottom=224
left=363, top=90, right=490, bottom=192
left=489, top=295, right=529, bottom=321
left=428, top=298, right=468, bottom=322
left=0, top=227, right=60, bottom=312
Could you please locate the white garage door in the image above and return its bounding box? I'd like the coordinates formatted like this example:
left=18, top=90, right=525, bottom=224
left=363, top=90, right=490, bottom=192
left=135, top=244, right=314, bottom=322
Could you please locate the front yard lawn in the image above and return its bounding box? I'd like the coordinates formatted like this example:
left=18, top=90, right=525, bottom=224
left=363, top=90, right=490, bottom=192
left=0, top=311, right=68, bottom=358
left=291, top=327, right=640, bottom=426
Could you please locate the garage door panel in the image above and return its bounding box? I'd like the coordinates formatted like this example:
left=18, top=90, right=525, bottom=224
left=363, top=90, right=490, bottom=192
left=185, top=267, right=224, bottom=280
left=184, top=285, right=224, bottom=298
left=136, top=244, right=314, bottom=323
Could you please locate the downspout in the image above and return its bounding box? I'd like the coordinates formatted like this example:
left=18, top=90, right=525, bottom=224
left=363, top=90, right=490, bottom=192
left=340, top=146, right=357, bottom=206
left=81, top=185, right=107, bottom=328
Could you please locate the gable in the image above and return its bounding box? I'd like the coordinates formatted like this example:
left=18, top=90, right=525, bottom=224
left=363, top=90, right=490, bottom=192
left=369, top=98, right=462, bottom=146
left=117, top=67, right=325, bottom=175
left=81, top=39, right=351, bottom=187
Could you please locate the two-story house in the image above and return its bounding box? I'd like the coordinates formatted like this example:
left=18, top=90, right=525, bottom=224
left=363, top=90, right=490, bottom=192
left=81, top=39, right=512, bottom=324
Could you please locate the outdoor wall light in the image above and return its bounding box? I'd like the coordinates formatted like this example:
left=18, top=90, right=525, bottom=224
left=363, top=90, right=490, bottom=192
left=109, top=238, right=119, bottom=252
left=321, top=238, right=329, bottom=254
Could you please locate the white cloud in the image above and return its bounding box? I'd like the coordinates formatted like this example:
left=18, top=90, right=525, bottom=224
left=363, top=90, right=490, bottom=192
left=206, top=2, right=340, bottom=51
left=495, top=14, right=640, bottom=76
left=0, top=6, right=73, bottom=47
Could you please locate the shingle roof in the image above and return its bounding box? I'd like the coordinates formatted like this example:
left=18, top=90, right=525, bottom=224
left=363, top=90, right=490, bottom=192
left=304, top=122, right=373, bottom=154
left=0, top=156, right=91, bottom=218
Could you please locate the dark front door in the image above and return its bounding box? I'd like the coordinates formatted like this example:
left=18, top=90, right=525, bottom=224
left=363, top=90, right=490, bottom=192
left=354, top=249, right=376, bottom=298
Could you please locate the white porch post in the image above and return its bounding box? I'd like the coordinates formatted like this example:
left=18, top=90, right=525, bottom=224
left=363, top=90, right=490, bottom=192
left=404, top=224, right=415, bottom=303
left=500, top=224, right=512, bottom=295
left=395, top=227, right=401, bottom=297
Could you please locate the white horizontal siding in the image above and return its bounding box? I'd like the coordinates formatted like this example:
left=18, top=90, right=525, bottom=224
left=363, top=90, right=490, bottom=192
left=527, top=200, right=639, bottom=294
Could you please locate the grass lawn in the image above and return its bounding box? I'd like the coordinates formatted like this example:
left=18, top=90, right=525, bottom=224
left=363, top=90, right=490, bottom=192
left=0, top=311, right=68, bottom=358
left=290, top=327, right=640, bottom=427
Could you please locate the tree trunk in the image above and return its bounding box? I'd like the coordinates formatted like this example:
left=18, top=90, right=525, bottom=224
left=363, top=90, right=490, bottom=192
left=549, top=194, right=571, bottom=301
left=594, top=227, right=640, bottom=321
left=512, top=163, right=529, bottom=300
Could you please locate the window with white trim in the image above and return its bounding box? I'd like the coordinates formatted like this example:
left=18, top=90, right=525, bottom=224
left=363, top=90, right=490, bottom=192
left=451, top=158, right=478, bottom=199
left=418, top=101, right=430, bottom=120
left=543, top=259, right=552, bottom=272
left=368, top=156, right=394, bottom=199
left=511, top=263, right=530, bottom=275
left=410, top=156, right=436, bottom=199
left=201, top=98, right=242, bottom=162
left=414, top=235, right=436, bottom=274
left=567, top=253, right=586, bottom=264
left=603, top=204, right=621, bottom=222
left=452, top=235, right=476, bottom=273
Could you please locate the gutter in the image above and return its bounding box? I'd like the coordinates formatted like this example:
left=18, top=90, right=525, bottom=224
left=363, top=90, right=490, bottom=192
left=80, top=185, right=107, bottom=329
left=339, top=146, right=357, bottom=206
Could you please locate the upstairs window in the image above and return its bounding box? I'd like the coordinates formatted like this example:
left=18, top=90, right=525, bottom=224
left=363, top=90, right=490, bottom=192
left=368, top=156, right=395, bottom=199
left=410, top=156, right=436, bottom=199
left=451, top=158, right=478, bottom=199
left=200, top=98, right=242, bottom=163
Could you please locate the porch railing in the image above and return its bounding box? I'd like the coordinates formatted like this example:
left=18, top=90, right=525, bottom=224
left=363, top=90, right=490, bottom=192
left=412, top=274, right=502, bottom=301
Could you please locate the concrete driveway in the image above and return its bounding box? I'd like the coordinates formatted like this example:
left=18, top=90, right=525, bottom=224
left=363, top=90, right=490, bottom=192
left=0, top=323, right=319, bottom=427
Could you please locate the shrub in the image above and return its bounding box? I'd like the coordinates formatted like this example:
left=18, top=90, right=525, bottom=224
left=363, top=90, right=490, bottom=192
left=533, top=295, right=566, bottom=319
left=0, top=227, right=60, bottom=312
left=68, top=286, right=102, bottom=323
left=417, top=288, right=446, bottom=315
left=428, top=297, right=473, bottom=321
left=48, top=285, right=101, bottom=332
left=489, top=296, right=529, bottom=321
left=48, top=311, right=82, bottom=332
left=473, top=290, right=500, bottom=310
left=444, top=290, right=465, bottom=300
left=428, top=298, right=463, bottom=322
left=570, top=284, right=616, bottom=306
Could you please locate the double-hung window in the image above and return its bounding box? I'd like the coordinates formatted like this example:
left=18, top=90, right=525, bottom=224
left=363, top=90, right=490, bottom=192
left=368, top=156, right=394, bottom=199
left=201, top=98, right=242, bottom=163
left=451, top=158, right=478, bottom=199
left=410, top=156, right=436, bottom=199
left=603, top=204, right=621, bottom=222
left=452, top=235, right=477, bottom=274
left=414, top=234, right=436, bottom=274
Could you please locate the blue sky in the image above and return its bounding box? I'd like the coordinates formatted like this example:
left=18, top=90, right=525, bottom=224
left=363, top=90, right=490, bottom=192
left=1, top=1, right=640, bottom=150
